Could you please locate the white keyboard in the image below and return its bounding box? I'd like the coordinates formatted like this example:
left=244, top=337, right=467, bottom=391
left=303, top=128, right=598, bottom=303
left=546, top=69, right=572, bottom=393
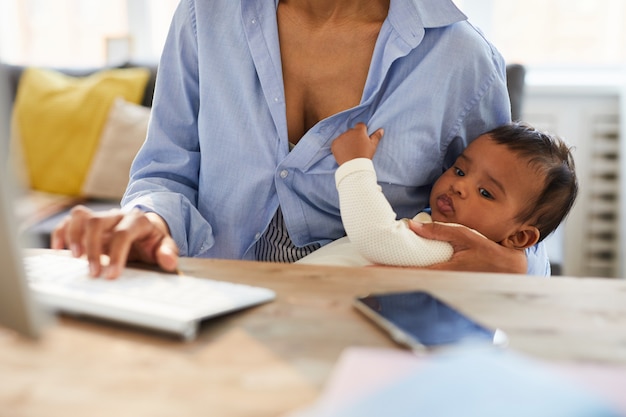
left=24, top=253, right=275, bottom=340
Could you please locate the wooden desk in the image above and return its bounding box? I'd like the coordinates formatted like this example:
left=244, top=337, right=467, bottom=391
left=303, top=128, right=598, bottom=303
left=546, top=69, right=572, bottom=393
left=2, top=257, right=626, bottom=416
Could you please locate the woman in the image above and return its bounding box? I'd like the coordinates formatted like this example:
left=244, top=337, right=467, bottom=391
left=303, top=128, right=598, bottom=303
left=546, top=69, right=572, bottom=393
left=52, top=0, right=548, bottom=278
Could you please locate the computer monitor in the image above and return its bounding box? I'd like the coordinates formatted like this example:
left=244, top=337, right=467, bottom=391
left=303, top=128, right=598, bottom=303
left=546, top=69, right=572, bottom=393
left=0, top=61, right=43, bottom=339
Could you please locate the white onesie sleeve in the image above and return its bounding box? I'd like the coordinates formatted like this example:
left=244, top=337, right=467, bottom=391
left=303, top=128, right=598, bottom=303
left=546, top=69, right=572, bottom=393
left=335, top=158, right=454, bottom=267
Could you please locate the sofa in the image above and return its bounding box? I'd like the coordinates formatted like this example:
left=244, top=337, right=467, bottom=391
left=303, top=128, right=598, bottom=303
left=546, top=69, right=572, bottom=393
left=1, top=61, right=158, bottom=109
left=0, top=60, right=158, bottom=247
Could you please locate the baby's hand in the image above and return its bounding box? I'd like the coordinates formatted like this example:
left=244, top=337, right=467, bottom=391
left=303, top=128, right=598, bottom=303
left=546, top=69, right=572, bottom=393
left=331, top=122, right=384, bottom=165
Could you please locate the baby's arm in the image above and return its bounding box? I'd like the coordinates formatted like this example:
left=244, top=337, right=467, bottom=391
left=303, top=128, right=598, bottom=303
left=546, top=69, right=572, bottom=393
left=336, top=160, right=454, bottom=267
left=331, top=123, right=453, bottom=267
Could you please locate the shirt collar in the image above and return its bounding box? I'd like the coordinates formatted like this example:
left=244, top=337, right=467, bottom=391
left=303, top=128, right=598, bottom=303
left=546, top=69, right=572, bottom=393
left=388, top=0, right=467, bottom=47
left=272, top=0, right=467, bottom=26
left=270, top=0, right=467, bottom=48
left=410, top=0, right=467, bottom=28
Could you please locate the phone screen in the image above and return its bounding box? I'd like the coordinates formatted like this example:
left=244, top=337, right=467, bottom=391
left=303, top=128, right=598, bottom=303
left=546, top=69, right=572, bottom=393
left=354, top=290, right=507, bottom=350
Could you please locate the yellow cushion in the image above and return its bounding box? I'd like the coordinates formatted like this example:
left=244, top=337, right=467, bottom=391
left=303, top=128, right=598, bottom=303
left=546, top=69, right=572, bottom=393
left=13, top=67, right=150, bottom=196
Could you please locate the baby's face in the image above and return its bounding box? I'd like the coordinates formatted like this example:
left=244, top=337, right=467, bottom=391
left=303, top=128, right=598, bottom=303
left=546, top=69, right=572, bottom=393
left=429, top=134, right=543, bottom=244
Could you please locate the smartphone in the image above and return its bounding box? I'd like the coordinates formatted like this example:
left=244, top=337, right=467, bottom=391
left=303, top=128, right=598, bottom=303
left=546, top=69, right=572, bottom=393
left=354, top=290, right=508, bottom=351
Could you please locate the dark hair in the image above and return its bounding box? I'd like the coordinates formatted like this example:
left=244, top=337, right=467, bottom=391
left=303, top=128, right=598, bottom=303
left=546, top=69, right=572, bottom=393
left=485, top=121, right=578, bottom=242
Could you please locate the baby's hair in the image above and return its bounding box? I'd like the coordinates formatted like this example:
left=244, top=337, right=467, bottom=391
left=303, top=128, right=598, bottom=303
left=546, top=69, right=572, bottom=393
left=484, top=121, right=578, bottom=242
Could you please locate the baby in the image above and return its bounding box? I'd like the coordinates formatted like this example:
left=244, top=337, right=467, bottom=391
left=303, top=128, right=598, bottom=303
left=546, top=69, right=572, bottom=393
left=298, top=121, right=578, bottom=268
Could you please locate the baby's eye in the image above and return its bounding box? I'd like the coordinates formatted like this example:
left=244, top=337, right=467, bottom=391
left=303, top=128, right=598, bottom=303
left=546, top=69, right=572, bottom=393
left=479, top=188, right=494, bottom=200
left=454, top=167, right=465, bottom=176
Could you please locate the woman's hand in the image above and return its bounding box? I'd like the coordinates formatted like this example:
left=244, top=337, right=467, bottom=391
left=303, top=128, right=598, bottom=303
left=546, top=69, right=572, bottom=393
left=408, top=220, right=527, bottom=274
left=51, top=205, right=179, bottom=279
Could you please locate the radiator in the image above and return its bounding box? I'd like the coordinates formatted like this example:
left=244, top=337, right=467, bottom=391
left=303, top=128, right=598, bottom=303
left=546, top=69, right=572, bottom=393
left=523, top=88, right=621, bottom=278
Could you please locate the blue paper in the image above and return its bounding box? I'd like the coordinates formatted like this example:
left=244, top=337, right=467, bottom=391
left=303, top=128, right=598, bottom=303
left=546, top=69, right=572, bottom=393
left=326, top=346, right=622, bottom=417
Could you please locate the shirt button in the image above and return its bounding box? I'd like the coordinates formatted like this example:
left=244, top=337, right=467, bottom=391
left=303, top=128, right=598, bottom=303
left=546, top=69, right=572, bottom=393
left=254, top=232, right=261, bottom=240
left=251, top=18, right=257, bottom=24
left=280, top=170, right=288, bottom=179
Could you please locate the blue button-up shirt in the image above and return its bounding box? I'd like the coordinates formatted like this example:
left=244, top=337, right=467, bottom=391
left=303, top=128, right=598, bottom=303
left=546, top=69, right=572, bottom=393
left=122, top=0, right=550, bottom=275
